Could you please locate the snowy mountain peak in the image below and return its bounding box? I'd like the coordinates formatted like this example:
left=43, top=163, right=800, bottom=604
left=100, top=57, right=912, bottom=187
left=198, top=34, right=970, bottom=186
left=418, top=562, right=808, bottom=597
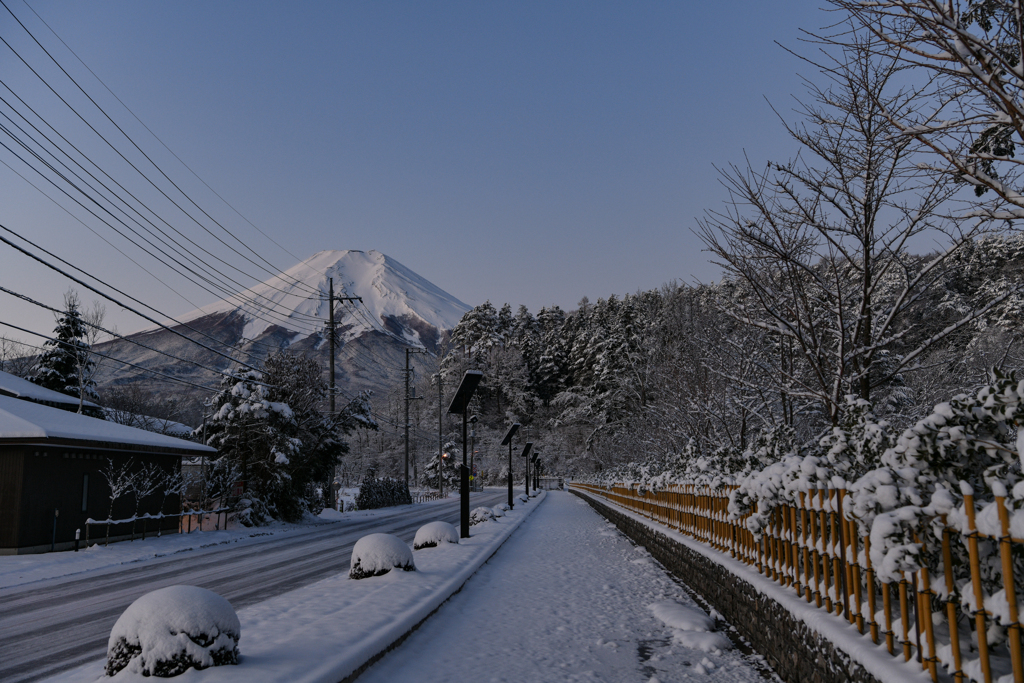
left=168, top=250, right=471, bottom=348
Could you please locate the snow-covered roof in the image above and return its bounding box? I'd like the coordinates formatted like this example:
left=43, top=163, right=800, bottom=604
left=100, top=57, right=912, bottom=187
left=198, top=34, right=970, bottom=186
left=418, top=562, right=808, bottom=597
left=101, top=408, right=195, bottom=437
left=0, top=369, right=100, bottom=409
left=0, top=395, right=215, bottom=454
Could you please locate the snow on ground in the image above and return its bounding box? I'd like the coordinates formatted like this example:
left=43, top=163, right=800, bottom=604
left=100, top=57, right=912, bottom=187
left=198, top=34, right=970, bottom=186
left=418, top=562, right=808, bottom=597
left=44, top=493, right=545, bottom=683
left=0, top=499, right=437, bottom=590
left=358, top=491, right=770, bottom=683
left=574, top=488, right=934, bottom=683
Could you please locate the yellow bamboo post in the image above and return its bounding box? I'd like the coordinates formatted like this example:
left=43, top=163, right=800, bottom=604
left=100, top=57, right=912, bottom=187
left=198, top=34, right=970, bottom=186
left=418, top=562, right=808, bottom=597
left=819, top=488, right=833, bottom=613
left=919, top=566, right=938, bottom=681
left=782, top=505, right=793, bottom=587
left=837, top=488, right=853, bottom=622
left=831, top=492, right=844, bottom=617
left=883, top=581, right=895, bottom=655
left=810, top=493, right=823, bottom=608
left=941, top=520, right=964, bottom=683
left=964, top=488, right=993, bottom=683
left=864, top=532, right=879, bottom=644
left=899, top=574, right=913, bottom=661
left=800, top=492, right=813, bottom=603
left=851, top=517, right=864, bottom=633
left=995, top=486, right=1023, bottom=683
left=791, top=504, right=802, bottom=596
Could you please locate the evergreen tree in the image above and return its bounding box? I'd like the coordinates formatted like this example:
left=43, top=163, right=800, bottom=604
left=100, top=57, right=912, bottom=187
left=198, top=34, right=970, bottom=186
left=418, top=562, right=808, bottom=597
left=32, top=290, right=98, bottom=407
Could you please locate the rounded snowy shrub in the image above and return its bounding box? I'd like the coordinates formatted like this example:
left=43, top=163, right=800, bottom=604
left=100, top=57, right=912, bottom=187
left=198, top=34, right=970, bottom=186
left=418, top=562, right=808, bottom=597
left=517, top=493, right=529, bottom=503
left=105, top=585, right=240, bottom=678
left=350, top=533, right=416, bottom=579
left=413, top=521, right=459, bottom=550
left=469, top=507, right=495, bottom=526
left=491, top=505, right=506, bottom=517
left=494, top=503, right=510, bottom=512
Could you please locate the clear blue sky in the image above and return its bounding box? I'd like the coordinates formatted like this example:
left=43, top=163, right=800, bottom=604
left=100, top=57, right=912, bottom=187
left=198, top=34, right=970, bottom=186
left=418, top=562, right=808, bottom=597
left=0, top=0, right=827, bottom=339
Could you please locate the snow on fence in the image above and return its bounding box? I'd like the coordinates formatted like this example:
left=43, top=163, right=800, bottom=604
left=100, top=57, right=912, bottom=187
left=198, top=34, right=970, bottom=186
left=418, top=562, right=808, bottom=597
left=572, top=481, right=1021, bottom=683
left=85, top=507, right=233, bottom=546
left=412, top=491, right=446, bottom=504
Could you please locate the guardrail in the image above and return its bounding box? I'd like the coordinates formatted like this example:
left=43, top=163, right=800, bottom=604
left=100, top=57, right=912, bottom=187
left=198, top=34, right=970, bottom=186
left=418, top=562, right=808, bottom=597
left=571, top=481, right=1022, bottom=683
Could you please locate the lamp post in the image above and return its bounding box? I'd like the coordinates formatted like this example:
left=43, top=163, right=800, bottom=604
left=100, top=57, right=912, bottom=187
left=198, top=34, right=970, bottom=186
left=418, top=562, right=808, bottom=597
left=500, top=423, right=520, bottom=509
left=469, top=415, right=478, bottom=493
left=531, top=454, right=539, bottom=490
left=520, top=442, right=533, bottom=498
left=447, top=370, right=483, bottom=538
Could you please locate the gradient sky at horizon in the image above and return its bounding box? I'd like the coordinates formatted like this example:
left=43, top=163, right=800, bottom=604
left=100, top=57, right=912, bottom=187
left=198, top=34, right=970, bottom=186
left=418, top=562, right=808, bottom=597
left=0, top=0, right=827, bottom=339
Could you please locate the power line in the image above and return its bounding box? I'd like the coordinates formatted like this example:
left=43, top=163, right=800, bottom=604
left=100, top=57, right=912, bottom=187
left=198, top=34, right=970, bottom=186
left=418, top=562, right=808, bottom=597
left=0, top=319, right=218, bottom=394
left=0, top=0, right=322, bottom=298
left=18, top=0, right=317, bottom=277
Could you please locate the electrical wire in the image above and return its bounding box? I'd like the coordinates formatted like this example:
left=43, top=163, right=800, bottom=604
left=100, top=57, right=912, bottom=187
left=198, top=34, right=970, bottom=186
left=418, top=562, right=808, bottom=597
left=0, top=319, right=218, bottom=394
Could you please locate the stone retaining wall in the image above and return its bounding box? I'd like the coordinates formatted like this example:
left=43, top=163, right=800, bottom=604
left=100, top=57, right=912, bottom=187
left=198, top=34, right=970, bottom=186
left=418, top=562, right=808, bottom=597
left=572, top=489, right=884, bottom=683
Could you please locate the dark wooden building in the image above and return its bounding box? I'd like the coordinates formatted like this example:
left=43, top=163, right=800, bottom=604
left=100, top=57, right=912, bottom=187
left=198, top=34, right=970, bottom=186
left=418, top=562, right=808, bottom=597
left=0, top=394, right=215, bottom=554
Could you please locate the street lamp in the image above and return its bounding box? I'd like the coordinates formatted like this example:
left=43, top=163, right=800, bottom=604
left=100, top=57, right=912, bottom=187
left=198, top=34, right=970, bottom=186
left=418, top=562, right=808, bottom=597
left=520, top=442, right=533, bottom=497
left=469, top=415, right=478, bottom=493
left=447, top=370, right=483, bottom=538
left=500, top=423, right=520, bottom=509
left=440, top=452, right=449, bottom=498
left=531, top=453, right=539, bottom=490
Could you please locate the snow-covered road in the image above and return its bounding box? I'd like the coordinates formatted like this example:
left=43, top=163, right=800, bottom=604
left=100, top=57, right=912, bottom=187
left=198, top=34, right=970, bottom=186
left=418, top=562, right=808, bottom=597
left=358, top=491, right=772, bottom=683
left=0, top=490, right=507, bottom=683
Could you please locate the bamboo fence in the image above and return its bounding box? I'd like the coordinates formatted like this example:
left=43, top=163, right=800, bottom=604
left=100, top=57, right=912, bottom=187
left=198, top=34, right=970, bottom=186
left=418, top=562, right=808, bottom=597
left=571, top=481, right=1024, bottom=683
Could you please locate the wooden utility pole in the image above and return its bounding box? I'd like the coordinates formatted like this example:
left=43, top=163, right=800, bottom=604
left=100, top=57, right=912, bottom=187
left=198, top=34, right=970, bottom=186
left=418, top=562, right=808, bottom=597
left=324, top=277, right=362, bottom=415
left=404, top=348, right=425, bottom=486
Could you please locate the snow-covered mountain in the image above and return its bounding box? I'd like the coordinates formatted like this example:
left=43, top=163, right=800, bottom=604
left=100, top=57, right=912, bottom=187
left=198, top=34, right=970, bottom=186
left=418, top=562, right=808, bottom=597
left=166, top=249, right=470, bottom=348
left=97, top=250, right=470, bottom=397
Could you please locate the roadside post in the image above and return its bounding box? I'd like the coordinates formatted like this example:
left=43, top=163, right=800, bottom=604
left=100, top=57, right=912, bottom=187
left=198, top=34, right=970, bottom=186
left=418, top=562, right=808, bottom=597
left=447, top=370, right=483, bottom=538
left=520, top=442, right=533, bottom=497
left=500, top=423, right=520, bottom=509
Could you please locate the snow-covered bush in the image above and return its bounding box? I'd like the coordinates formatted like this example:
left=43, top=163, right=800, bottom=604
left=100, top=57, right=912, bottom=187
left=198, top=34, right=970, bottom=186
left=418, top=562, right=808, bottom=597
left=105, top=585, right=239, bottom=677
left=349, top=533, right=416, bottom=579
left=413, top=521, right=459, bottom=550
left=355, top=471, right=412, bottom=510
left=469, top=507, right=495, bottom=525
left=491, top=505, right=506, bottom=517
left=517, top=493, right=529, bottom=503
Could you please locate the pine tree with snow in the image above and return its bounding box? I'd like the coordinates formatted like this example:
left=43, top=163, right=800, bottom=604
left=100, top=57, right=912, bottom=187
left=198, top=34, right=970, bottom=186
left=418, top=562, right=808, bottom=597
left=32, top=290, right=98, bottom=406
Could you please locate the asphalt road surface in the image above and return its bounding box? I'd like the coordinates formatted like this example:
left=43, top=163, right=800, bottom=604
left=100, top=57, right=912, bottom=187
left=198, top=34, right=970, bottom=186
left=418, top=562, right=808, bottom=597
left=0, top=490, right=508, bottom=683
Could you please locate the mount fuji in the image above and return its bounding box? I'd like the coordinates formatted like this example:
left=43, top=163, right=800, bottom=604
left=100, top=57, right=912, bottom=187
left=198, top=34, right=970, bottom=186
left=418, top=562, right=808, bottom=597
left=96, top=250, right=471, bottom=397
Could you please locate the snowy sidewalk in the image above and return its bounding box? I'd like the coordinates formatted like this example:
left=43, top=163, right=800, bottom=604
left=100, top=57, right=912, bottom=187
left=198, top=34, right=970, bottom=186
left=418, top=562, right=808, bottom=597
left=358, top=491, right=771, bottom=683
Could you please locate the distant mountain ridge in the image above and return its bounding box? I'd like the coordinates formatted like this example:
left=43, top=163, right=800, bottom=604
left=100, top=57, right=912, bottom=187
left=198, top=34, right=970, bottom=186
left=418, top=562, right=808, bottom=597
left=97, top=250, right=470, bottom=397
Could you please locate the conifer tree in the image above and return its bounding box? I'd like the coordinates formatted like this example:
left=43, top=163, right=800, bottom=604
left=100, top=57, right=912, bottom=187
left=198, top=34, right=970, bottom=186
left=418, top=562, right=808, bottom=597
left=32, top=290, right=98, bottom=408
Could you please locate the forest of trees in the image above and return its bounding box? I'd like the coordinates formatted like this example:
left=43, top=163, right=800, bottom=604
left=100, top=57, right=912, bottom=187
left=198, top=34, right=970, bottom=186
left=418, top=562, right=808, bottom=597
left=362, top=4, right=1024, bottom=493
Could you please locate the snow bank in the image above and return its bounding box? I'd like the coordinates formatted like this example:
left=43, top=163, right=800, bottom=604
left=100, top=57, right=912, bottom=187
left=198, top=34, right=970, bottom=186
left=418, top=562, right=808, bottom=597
left=349, top=533, right=415, bottom=579
left=413, top=522, right=459, bottom=550
left=469, top=507, right=495, bottom=526
left=105, top=585, right=239, bottom=677
left=48, top=491, right=548, bottom=683
left=648, top=600, right=732, bottom=653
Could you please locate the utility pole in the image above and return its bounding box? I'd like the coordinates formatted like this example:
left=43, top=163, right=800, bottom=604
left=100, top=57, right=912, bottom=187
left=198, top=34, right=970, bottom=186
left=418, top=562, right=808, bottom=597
left=436, top=373, right=444, bottom=496
left=404, top=348, right=425, bottom=486
left=328, top=278, right=335, bottom=414
left=325, top=277, right=362, bottom=415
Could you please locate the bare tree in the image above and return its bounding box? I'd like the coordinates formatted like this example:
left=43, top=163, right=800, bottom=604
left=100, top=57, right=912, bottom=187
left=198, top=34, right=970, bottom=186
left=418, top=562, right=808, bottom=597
left=0, top=335, right=34, bottom=377
left=129, top=462, right=163, bottom=541
left=697, top=38, right=1008, bottom=426
left=834, top=0, right=1024, bottom=219
left=100, top=458, right=135, bottom=546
